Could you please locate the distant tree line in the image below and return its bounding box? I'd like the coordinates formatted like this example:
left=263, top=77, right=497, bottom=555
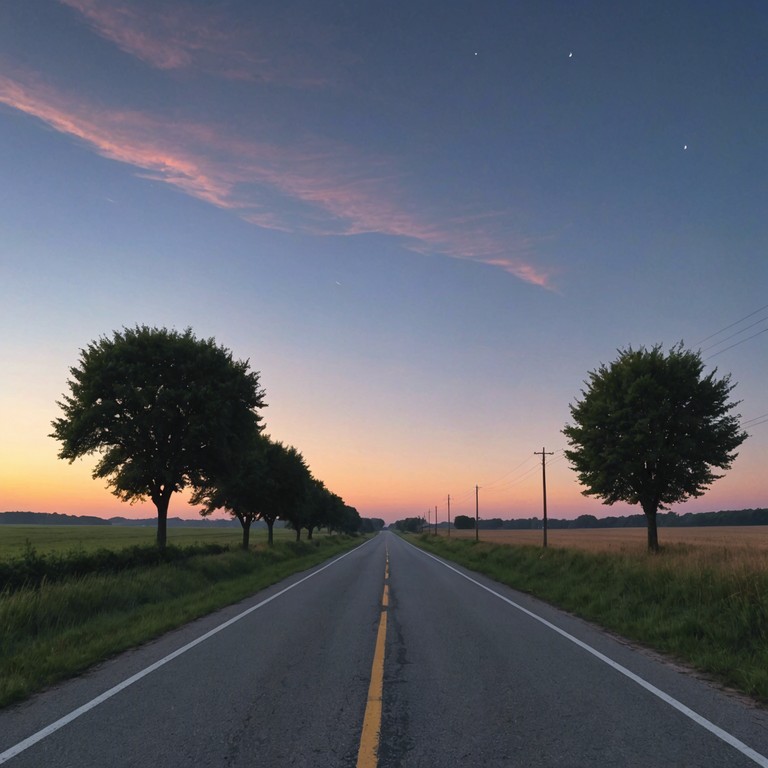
left=0, top=512, right=112, bottom=526
left=392, top=517, right=426, bottom=533
left=394, top=508, right=768, bottom=532
left=49, top=326, right=380, bottom=549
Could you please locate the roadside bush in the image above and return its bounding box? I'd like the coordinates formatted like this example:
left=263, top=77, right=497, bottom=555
left=0, top=541, right=230, bottom=593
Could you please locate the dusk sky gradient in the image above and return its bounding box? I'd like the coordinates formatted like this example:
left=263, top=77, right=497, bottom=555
left=1, top=1, right=766, bottom=523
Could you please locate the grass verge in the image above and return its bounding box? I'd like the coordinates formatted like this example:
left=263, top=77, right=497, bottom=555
left=410, top=534, right=768, bottom=703
left=0, top=536, right=364, bottom=708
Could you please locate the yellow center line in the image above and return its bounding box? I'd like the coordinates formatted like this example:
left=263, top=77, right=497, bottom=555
left=356, top=554, right=389, bottom=768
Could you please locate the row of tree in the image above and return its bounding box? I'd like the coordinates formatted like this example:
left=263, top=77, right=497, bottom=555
left=193, top=434, right=367, bottom=547
left=50, top=326, right=369, bottom=550
left=392, top=517, right=426, bottom=533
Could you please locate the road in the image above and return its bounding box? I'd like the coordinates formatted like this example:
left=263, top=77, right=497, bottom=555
left=1, top=531, right=767, bottom=767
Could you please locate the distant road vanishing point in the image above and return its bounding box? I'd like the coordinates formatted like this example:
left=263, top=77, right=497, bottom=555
left=1, top=531, right=767, bottom=767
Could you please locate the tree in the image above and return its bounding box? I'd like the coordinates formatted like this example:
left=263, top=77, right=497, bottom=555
left=50, top=326, right=265, bottom=550
left=297, top=477, right=332, bottom=540
left=563, top=344, right=747, bottom=552
left=393, top=516, right=426, bottom=533
left=324, top=493, right=354, bottom=534
left=359, top=517, right=385, bottom=533
left=191, top=429, right=267, bottom=549
left=339, top=504, right=362, bottom=534
left=260, top=440, right=311, bottom=545
left=454, top=514, right=475, bottom=529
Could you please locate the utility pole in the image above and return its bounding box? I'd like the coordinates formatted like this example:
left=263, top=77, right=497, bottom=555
left=475, top=485, right=479, bottom=542
left=447, top=494, right=451, bottom=537
left=434, top=505, right=438, bottom=536
left=427, top=508, right=430, bottom=534
left=534, top=447, right=554, bottom=547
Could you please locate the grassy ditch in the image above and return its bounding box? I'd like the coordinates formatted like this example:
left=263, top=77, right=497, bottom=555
left=0, top=536, right=363, bottom=708
left=411, top=534, right=768, bottom=703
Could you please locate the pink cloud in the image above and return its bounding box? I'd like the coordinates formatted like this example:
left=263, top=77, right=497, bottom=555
left=0, top=72, right=553, bottom=288
left=58, top=0, right=342, bottom=87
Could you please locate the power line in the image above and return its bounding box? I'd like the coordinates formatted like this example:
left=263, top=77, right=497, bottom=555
left=694, top=303, right=768, bottom=347
left=481, top=454, right=538, bottom=490
left=435, top=307, right=767, bottom=517
left=706, top=326, right=768, bottom=360
left=701, top=315, right=768, bottom=353
left=742, top=412, right=768, bottom=426
left=480, top=450, right=568, bottom=496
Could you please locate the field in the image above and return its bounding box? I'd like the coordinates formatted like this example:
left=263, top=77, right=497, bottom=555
left=444, top=525, right=768, bottom=553
left=0, top=524, right=296, bottom=559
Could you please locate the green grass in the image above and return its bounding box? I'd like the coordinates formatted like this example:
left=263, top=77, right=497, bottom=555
left=0, top=524, right=296, bottom=558
left=0, top=534, right=364, bottom=708
left=410, top=534, right=768, bottom=703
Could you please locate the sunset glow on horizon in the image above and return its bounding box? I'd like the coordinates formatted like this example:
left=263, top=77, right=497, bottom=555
left=1, top=1, right=766, bottom=524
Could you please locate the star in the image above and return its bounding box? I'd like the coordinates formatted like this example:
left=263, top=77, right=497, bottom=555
left=568, top=52, right=573, bottom=58
left=684, top=145, right=688, bottom=150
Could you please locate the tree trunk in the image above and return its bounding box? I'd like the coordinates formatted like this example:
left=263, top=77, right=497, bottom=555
left=154, top=490, right=172, bottom=551
left=306, top=526, right=313, bottom=540
left=266, top=520, right=274, bottom=546
left=241, top=519, right=251, bottom=550
left=643, top=503, right=660, bottom=553
left=295, top=527, right=301, bottom=542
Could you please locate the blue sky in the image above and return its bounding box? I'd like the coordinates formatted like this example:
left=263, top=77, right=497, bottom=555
left=1, top=0, right=766, bottom=522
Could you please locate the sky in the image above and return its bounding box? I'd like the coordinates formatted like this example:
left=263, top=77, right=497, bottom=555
left=1, top=0, right=766, bottom=524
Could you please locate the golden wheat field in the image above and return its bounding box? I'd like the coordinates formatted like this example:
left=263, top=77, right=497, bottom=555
left=443, top=526, right=768, bottom=553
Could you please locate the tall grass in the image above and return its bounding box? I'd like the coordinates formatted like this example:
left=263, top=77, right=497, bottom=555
left=413, top=535, right=768, bottom=703
left=0, top=536, right=362, bottom=708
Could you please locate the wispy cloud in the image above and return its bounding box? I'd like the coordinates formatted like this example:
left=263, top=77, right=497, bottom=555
left=0, top=72, right=552, bottom=288
left=58, top=0, right=344, bottom=87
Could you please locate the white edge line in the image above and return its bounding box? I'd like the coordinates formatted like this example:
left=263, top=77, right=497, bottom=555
left=406, top=539, right=768, bottom=768
left=0, top=538, right=374, bottom=765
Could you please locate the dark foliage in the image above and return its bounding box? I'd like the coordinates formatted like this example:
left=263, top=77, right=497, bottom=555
left=50, top=326, right=265, bottom=549
left=0, top=542, right=229, bottom=593
left=563, top=344, right=747, bottom=551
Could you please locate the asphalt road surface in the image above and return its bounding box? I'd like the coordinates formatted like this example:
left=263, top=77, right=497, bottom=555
left=1, top=531, right=768, bottom=767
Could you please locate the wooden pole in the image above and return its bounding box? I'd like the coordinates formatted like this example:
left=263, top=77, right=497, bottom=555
left=534, top=447, right=554, bottom=547
left=475, top=485, right=479, bottom=542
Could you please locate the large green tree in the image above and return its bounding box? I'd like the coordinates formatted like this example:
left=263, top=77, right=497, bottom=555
left=191, top=429, right=267, bottom=549
left=273, top=444, right=313, bottom=542
left=563, top=344, right=747, bottom=552
left=259, top=439, right=311, bottom=545
left=50, top=326, right=265, bottom=549
left=301, top=478, right=334, bottom=540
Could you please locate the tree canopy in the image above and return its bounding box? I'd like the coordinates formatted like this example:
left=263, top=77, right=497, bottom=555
left=562, top=344, right=747, bottom=551
left=191, top=428, right=268, bottom=549
left=257, top=439, right=312, bottom=545
left=393, top=516, right=426, bottom=533
left=51, top=326, right=265, bottom=549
